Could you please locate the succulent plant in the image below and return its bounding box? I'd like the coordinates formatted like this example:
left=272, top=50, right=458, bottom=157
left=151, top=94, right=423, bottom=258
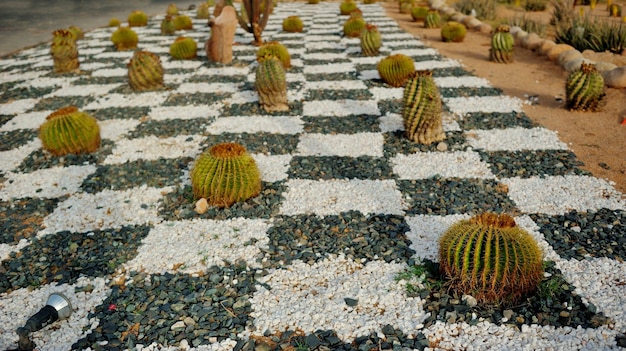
left=173, top=15, right=194, bottom=30
left=565, top=62, right=606, bottom=111
left=424, top=10, right=441, bottom=28
left=128, top=50, right=165, bottom=91
left=399, top=0, right=415, bottom=14
left=339, top=0, right=359, bottom=15
left=39, top=106, right=101, bottom=156
left=343, top=14, right=367, bottom=37
left=111, top=26, right=139, bottom=50
left=228, top=0, right=273, bottom=45
left=190, top=142, right=262, bottom=208
left=489, top=24, right=514, bottom=63
left=402, top=70, right=445, bottom=144
left=609, top=3, right=622, bottom=16
left=67, top=26, right=84, bottom=41
left=166, top=3, right=179, bottom=16
left=308, top=0, right=320, bottom=4
left=256, top=54, right=289, bottom=112
left=161, top=15, right=177, bottom=35
left=169, top=36, right=198, bottom=60
left=256, top=41, right=291, bottom=69
left=128, top=10, right=148, bottom=27
left=441, top=21, right=467, bottom=42
left=411, top=5, right=430, bottom=22
left=282, top=15, right=304, bottom=32
left=196, top=3, right=211, bottom=19
left=439, top=213, right=544, bottom=305
left=377, top=53, right=415, bottom=87
left=50, top=29, right=79, bottom=74
left=109, top=18, right=121, bottom=27
left=360, top=23, right=382, bottom=56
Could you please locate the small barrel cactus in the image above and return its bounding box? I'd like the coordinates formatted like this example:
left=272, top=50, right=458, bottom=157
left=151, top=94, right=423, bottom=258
left=256, top=54, right=289, bottom=113
left=439, top=213, right=544, bottom=305
left=441, top=21, right=467, bottom=42
left=343, top=14, right=367, bottom=37
left=128, top=10, right=149, bottom=27
left=360, top=23, right=382, bottom=56
left=308, top=0, right=320, bottom=4
left=411, top=5, right=430, bottom=22
left=489, top=24, right=514, bottom=63
left=111, top=26, right=139, bottom=50
left=67, top=26, right=84, bottom=41
left=161, top=15, right=177, bottom=35
left=565, top=62, right=606, bottom=112
left=257, top=41, right=291, bottom=69
left=166, top=3, right=179, bottom=16
left=377, top=54, right=415, bottom=87
left=403, top=70, right=445, bottom=144
left=196, top=3, right=211, bottom=19
left=282, top=16, right=304, bottom=33
left=109, top=18, right=121, bottom=27
left=170, top=36, right=198, bottom=60
left=190, top=142, right=262, bottom=208
left=50, top=29, right=79, bottom=74
left=39, top=106, right=101, bottom=156
left=424, top=11, right=441, bottom=28
left=399, top=0, right=415, bottom=14
left=339, top=0, right=359, bottom=15
left=174, top=14, right=194, bottom=30
left=128, top=50, right=165, bottom=91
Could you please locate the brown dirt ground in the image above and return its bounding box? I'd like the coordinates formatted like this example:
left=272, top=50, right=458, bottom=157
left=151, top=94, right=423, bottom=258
left=381, top=1, right=626, bottom=194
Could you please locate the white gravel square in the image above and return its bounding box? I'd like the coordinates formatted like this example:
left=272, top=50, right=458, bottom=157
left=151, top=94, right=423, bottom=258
left=84, top=92, right=169, bottom=109
left=392, top=151, right=496, bottom=179
left=99, top=119, right=141, bottom=141
left=0, top=165, right=96, bottom=200
left=253, top=153, right=292, bottom=182
left=434, top=76, right=492, bottom=88
left=103, top=134, right=205, bottom=164
left=303, top=99, right=380, bottom=116
left=175, top=82, right=239, bottom=94
left=0, top=110, right=51, bottom=131
left=404, top=214, right=469, bottom=261
left=90, top=67, right=127, bottom=77
left=390, top=48, right=438, bottom=57
left=414, top=59, right=461, bottom=71
left=304, top=80, right=368, bottom=91
left=0, top=98, right=38, bottom=115
left=149, top=104, right=222, bottom=121
left=465, top=127, right=568, bottom=151
left=303, top=63, right=355, bottom=75
left=444, top=95, right=524, bottom=115
left=207, top=116, right=304, bottom=134
left=46, top=83, right=121, bottom=97
left=296, top=132, right=384, bottom=157
left=0, top=139, right=41, bottom=174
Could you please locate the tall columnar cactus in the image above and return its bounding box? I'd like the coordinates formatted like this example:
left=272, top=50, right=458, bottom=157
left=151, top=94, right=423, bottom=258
left=39, top=106, right=101, bottom=156
left=173, top=15, right=194, bottom=30
left=360, top=23, right=382, bottom=56
left=402, top=70, right=445, bottom=144
left=441, top=21, right=467, bottom=42
left=226, top=0, right=273, bottom=45
left=128, top=10, right=148, bottom=27
left=256, top=54, right=289, bottom=112
left=439, top=213, right=544, bottom=305
left=170, top=36, right=198, bottom=60
left=343, top=14, right=367, bottom=37
left=565, top=62, right=606, bottom=112
left=489, top=24, right=514, bottom=63
left=377, top=54, right=415, bottom=87
left=256, top=41, right=291, bottom=69
left=282, top=15, right=304, bottom=33
left=111, top=26, right=139, bottom=50
left=50, top=29, right=79, bottom=74
left=161, top=15, right=177, bottom=35
left=190, top=142, right=262, bottom=208
left=197, top=3, right=211, bottom=19
left=128, top=50, right=165, bottom=91
left=424, top=10, right=441, bottom=28
left=340, top=0, right=359, bottom=15
left=411, top=5, right=430, bottom=22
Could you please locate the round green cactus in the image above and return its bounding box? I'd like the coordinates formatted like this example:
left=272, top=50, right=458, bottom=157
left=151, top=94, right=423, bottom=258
left=67, top=26, right=84, bottom=41
left=439, top=213, right=544, bottom=305
left=565, top=62, right=606, bottom=112
left=39, top=106, right=101, bottom=156
left=190, top=142, right=262, bottom=208
left=128, top=10, right=148, bottom=27
left=256, top=54, right=289, bottom=113
left=489, top=24, right=514, bottom=63
left=377, top=54, right=415, bottom=87
left=424, top=10, right=441, bottom=28
left=166, top=3, right=179, bottom=16
left=343, top=15, right=366, bottom=37
left=50, top=29, right=79, bottom=74
left=411, top=5, right=430, bottom=22
left=441, top=21, right=467, bottom=42
left=128, top=50, right=165, bottom=91
left=339, top=0, right=358, bottom=15
left=109, top=18, right=121, bottom=27
left=169, top=36, right=197, bottom=60
left=173, top=15, right=193, bottom=30
left=161, top=15, right=176, bottom=35
left=403, top=70, right=445, bottom=144
left=360, top=23, right=382, bottom=56
left=256, top=41, right=291, bottom=69
left=196, top=3, right=211, bottom=19
left=282, top=16, right=304, bottom=33
left=111, top=26, right=139, bottom=50
left=399, top=0, right=415, bottom=14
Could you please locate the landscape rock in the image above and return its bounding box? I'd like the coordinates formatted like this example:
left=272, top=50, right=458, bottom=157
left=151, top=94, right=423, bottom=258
left=563, top=58, right=594, bottom=73
left=205, top=5, right=237, bottom=64
left=594, top=61, right=618, bottom=73
left=538, top=40, right=556, bottom=56
left=515, top=31, right=529, bottom=47
left=477, top=23, right=492, bottom=34
left=602, top=66, right=626, bottom=88
left=524, top=33, right=543, bottom=51
left=558, top=49, right=583, bottom=67
left=548, top=44, right=575, bottom=61
left=466, top=17, right=482, bottom=29
left=451, top=13, right=467, bottom=23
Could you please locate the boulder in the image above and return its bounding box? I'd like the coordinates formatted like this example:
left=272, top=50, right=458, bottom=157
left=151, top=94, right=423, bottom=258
left=205, top=6, right=238, bottom=64
left=603, top=66, right=626, bottom=88
left=477, top=23, right=492, bottom=34
left=558, top=49, right=582, bottom=67
left=524, top=33, right=543, bottom=51
left=548, top=44, right=575, bottom=61
left=563, top=58, right=594, bottom=73
left=538, top=40, right=556, bottom=56
left=594, top=61, right=618, bottom=73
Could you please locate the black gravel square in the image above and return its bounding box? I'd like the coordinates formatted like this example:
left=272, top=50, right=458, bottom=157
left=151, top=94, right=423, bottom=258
left=383, top=130, right=468, bottom=157
left=0, top=129, right=38, bottom=151
left=302, top=114, right=381, bottom=134
left=200, top=132, right=300, bottom=155
left=478, top=150, right=590, bottom=178
left=0, top=197, right=61, bottom=245
left=128, top=117, right=214, bottom=138
left=288, top=156, right=395, bottom=180
left=456, top=111, right=538, bottom=130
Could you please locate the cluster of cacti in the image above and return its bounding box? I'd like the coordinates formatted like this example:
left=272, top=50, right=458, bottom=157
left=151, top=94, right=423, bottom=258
left=489, top=24, right=514, bottom=63
left=257, top=41, right=291, bottom=69
left=161, top=15, right=177, bottom=35
left=256, top=54, right=289, bottom=112
left=39, top=106, right=101, bottom=156
left=109, top=18, right=121, bottom=27
left=128, top=10, right=148, bottom=27
left=128, top=50, right=165, bottom=91
left=190, top=142, right=262, bottom=208
left=360, top=24, right=382, bottom=56
left=230, top=0, right=273, bottom=45
left=111, top=26, right=139, bottom=50
left=438, top=213, right=544, bottom=305
left=170, top=36, right=198, bottom=60
left=565, top=62, right=606, bottom=112
left=174, top=15, right=194, bottom=30
left=441, top=21, right=467, bottom=42
left=166, top=3, right=179, bottom=16
left=197, top=3, right=211, bottom=19
left=424, top=10, right=441, bottom=28
left=343, top=13, right=367, bottom=37
left=402, top=70, right=445, bottom=144
left=282, top=15, right=304, bottom=33
left=67, top=26, right=84, bottom=41
left=377, top=54, right=415, bottom=87
left=410, top=5, right=430, bottom=22
left=50, top=29, right=80, bottom=74
left=339, top=0, right=359, bottom=15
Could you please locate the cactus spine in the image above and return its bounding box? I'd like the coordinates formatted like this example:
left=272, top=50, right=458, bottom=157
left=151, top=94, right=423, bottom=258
left=402, top=70, right=445, bottom=144
left=256, top=55, right=289, bottom=113
left=161, top=15, right=177, bottom=35
left=128, top=50, right=165, bottom=91
left=282, top=16, right=304, bottom=33
left=190, top=142, right=262, bottom=208
left=377, top=54, right=415, bottom=87
left=360, top=24, right=382, bottom=56
left=111, top=26, right=139, bottom=50
left=128, top=10, right=148, bottom=27
left=441, top=21, right=467, bottom=42
left=424, top=11, right=441, bottom=28
left=489, top=25, right=514, bottom=63
left=50, top=29, right=79, bottom=74
left=170, top=36, right=198, bottom=60
left=257, top=41, right=291, bottom=69
left=565, top=63, right=606, bottom=111
left=39, top=106, right=101, bottom=156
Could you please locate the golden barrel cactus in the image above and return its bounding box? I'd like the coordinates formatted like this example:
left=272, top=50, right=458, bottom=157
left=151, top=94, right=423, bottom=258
left=282, top=16, right=304, bottom=33
left=256, top=55, right=289, bottom=113
left=377, top=54, right=415, bottom=87
left=128, top=50, right=165, bottom=91
left=128, top=10, right=148, bottom=27
left=360, top=24, right=382, bottom=57
left=489, top=24, right=514, bottom=63
left=257, top=41, right=291, bottom=69
left=565, top=62, right=606, bottom=112
left=441, top=21, right=467, bottom=42
left=169, top=36, right=198, bottom=60
left=403, top=70, right=445, bottom=145
left=111, top=26, right=139, bottom=50
left=50, top=29, right=79, bottom=74
left=39, top=106, right=101, bottom=156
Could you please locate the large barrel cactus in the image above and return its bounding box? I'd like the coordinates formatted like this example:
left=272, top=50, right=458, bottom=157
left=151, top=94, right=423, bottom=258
left=50, top=29, right=79, bottom=74
left=111, top=26, right=139, bottom=50
left=411, top=5, right=430, bottom=22
left=441, top=21, right=467, bottom=42
left=256, top=41, right=291, bottom=69
left=377, top=54, right=415, bottom=87
left=174, top=14, right=194, bottom=30
left=360, top=24, right=382, bottom=57
left=340, top=0, right=359, bottom=15
left=565, top=62, right=606, bottom=111
left=282, top=15, right=304, bottom=33
left=424, top=10, right=441, bottom=28
left=343, top=13, right=366, bottom=37
left=489, top=24, right=514, bottom=63
left=39, top=106, right=101, bottom=156
left=128, top=50, right=165, bottom=91
left=256, top=55, right=289, bottom=112
left=128, top=10, right=148, bottom=27
left=190, top=142, right=262, bottom=208
left=170, top=36, right=198, bottom=60
left=439, top=213, right=544, bottom=305
left=403, top=70, right=445, bottom=144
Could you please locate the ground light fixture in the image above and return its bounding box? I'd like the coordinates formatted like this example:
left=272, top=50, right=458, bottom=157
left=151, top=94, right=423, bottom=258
left=14, top=293, right=72, bottom=351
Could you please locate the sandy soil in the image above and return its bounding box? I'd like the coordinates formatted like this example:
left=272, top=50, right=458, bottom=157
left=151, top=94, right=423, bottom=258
left=381, top=1, right=626, bottom=194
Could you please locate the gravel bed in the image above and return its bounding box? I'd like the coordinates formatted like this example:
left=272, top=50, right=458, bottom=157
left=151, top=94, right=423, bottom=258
left=0, top=197, right=60, bottom=245
left=477, top=149, right=591, bottom=178
left=288, top=156, right=395, bottom=180
left=0, top=129, right=38, bottom=151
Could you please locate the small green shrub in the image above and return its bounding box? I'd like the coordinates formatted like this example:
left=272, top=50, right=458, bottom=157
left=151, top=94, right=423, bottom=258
left=508, top=15, right=546, bottom=37
left=524, top=0, right=548, bottom=11
left=455, top=0, right=496, bottom=21
left=554, top=13, right=626, bottom=53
